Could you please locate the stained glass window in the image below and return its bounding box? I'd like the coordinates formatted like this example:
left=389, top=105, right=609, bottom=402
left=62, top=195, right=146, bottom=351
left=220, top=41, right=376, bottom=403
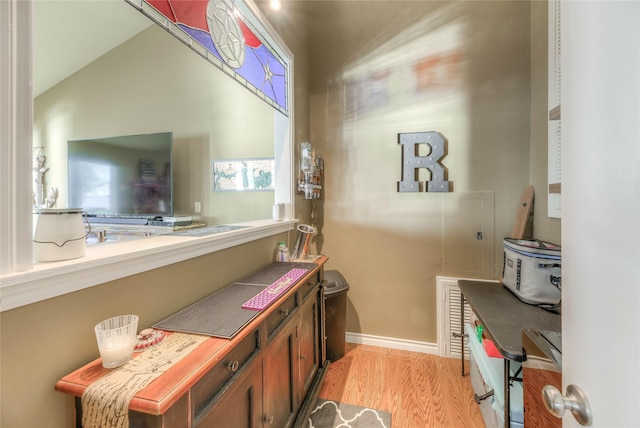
left=130, top=0, right=289, bottom=114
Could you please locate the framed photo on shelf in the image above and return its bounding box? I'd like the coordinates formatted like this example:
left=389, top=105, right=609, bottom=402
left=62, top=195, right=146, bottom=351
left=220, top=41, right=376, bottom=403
left=212, top=158, right=275, bottom=192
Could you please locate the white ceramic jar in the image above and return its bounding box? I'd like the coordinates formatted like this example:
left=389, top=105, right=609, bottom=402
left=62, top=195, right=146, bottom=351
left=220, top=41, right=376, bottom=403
left=33, top=208, right=87, bottom=262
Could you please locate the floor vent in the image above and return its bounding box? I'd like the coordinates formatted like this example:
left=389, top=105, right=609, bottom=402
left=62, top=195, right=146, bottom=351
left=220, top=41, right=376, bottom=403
left=436, top=277, right=499, bottom=358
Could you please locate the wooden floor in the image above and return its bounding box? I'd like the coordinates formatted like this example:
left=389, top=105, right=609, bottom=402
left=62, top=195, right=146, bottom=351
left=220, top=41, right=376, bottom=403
left=318, top=343, right=485, bottom=428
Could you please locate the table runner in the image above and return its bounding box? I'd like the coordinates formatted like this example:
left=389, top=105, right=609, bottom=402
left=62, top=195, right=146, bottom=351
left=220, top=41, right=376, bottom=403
left=81, top=332, right=208, bottom=428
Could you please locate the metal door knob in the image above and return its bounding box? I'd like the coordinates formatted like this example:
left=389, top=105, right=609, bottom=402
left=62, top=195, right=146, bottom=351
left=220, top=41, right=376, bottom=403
left=542, top=384, right=593, bottom=426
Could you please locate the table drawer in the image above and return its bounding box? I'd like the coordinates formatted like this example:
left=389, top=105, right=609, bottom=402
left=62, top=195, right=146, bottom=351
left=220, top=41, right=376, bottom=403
left=265, top=293, right=297, bottom=339
left=300, top=277, right=321, bottom=302
left=191, top=328, right=260, bottom=418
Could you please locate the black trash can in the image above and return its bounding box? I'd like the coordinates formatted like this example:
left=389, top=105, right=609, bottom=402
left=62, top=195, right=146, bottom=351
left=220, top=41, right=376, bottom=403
left=324, top=270, right=349, bottom=361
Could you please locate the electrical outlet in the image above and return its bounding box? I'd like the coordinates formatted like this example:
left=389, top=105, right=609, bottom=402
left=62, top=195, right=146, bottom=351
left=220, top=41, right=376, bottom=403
left=194, top=201, right=201, bottom=213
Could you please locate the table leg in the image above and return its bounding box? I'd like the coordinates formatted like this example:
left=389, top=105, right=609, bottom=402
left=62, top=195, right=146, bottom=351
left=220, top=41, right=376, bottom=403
left=461, top=293, right=465, bottom=376
left=504, top=358, right=511, bottom=428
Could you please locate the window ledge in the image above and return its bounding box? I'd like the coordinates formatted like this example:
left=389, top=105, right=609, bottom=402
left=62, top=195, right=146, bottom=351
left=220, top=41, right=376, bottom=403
left=0, top=220, right=296, bottom=312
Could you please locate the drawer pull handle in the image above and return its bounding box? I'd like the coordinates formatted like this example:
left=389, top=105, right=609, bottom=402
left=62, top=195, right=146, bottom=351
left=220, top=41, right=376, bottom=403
left=300, top=354, right=307, bottom=360
left=227, top=360, right=239, bottom=373
left=281, top=308, right=289, bottom=317
left=263, top=415, right=274, bottom=424
left=474, top=390, right=494, bottom=403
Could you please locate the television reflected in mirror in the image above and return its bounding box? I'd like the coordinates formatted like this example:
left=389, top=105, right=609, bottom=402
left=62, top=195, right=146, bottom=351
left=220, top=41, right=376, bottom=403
left=68, top=132, right=173, bottom=222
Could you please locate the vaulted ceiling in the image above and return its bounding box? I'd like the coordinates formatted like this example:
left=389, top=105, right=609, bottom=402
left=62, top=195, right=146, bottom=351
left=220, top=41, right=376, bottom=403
left=33, top=1, right=151, bottom=97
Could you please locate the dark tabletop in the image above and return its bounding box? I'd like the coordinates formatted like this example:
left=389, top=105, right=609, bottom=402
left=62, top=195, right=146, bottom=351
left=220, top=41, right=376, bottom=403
left=459, top=280, right=561, bottom=361
left=153, top=262, right=318, bottom=339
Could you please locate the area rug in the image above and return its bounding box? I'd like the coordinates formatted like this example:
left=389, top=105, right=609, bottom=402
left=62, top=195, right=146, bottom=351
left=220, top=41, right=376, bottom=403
left=308, top=399, right=392, bottom=428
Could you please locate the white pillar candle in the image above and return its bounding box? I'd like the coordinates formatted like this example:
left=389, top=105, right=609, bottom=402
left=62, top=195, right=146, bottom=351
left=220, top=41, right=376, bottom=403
left=99, top=336, right=135, bottom=368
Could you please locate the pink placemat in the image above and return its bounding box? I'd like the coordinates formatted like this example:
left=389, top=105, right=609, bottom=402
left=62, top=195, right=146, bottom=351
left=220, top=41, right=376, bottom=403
left=242, top=268, right=308, bottom=310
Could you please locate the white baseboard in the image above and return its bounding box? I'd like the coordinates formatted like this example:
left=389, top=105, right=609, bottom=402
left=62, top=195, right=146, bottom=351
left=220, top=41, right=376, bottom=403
left=345, top=332, right=438, bottom=355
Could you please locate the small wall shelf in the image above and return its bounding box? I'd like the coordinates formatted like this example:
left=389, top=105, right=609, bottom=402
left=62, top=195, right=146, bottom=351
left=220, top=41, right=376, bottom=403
left=298, top=142, right=323, bottom=200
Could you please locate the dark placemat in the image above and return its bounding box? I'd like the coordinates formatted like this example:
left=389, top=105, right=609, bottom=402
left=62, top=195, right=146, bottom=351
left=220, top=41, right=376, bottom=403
left=153, top=283, right=266, bottom=339
left=237, top=262, right=318, bottom=286
left=153, top=263, right=318, bottom=339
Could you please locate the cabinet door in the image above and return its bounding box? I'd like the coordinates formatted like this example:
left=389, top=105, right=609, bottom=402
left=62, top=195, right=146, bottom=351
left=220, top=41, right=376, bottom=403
left=263, top=321, right=297, bottom=428
left=195, top=359, right=263, bottom=428
left=298, top=288, right=320, bottom=397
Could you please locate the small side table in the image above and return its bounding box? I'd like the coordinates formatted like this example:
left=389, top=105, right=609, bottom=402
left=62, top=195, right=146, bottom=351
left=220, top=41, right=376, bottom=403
left=458, top=280, right=561, bottom=428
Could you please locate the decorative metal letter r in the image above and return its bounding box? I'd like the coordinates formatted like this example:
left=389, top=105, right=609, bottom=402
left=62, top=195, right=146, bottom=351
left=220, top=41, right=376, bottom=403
left=397, top=131, right=450, bottom=192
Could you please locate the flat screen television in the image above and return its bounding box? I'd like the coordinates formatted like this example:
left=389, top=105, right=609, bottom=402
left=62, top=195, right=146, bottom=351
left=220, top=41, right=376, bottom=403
left=68, top=132, right=173, bottom=222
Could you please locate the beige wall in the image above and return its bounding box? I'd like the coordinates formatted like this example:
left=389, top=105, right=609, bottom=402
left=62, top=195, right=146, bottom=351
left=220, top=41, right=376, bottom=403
left=301, top=1, right=560, bottom=343
left=0, top=234, right=288, bottom=427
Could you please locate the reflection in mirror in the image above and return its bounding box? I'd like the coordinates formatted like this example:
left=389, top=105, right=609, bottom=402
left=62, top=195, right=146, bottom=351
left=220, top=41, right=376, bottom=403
left=33, top=0, right=292, bottom=227
left=68, top=132, right=173, bottom=220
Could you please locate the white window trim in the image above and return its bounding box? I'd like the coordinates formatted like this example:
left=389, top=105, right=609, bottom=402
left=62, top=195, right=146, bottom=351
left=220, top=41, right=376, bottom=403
left=0, top=220, right=296, bottom=312
left=0, top=0, right=296, bottom=311
left=1, top=0, right=34, bottom=274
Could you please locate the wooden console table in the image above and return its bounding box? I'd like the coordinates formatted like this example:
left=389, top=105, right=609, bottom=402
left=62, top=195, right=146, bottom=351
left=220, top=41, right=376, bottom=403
left=458, top=280, right=561, bottom=428
left=56, top=257, right=329, bottom=428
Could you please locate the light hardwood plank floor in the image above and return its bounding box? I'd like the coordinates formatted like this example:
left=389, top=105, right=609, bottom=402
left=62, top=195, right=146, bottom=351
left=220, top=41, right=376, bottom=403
left=318, top=343, right=485, bottom=428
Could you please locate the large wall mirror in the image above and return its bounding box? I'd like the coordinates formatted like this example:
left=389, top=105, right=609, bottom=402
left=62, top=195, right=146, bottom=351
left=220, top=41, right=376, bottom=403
left=33, top=0, right=293, bottom=227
